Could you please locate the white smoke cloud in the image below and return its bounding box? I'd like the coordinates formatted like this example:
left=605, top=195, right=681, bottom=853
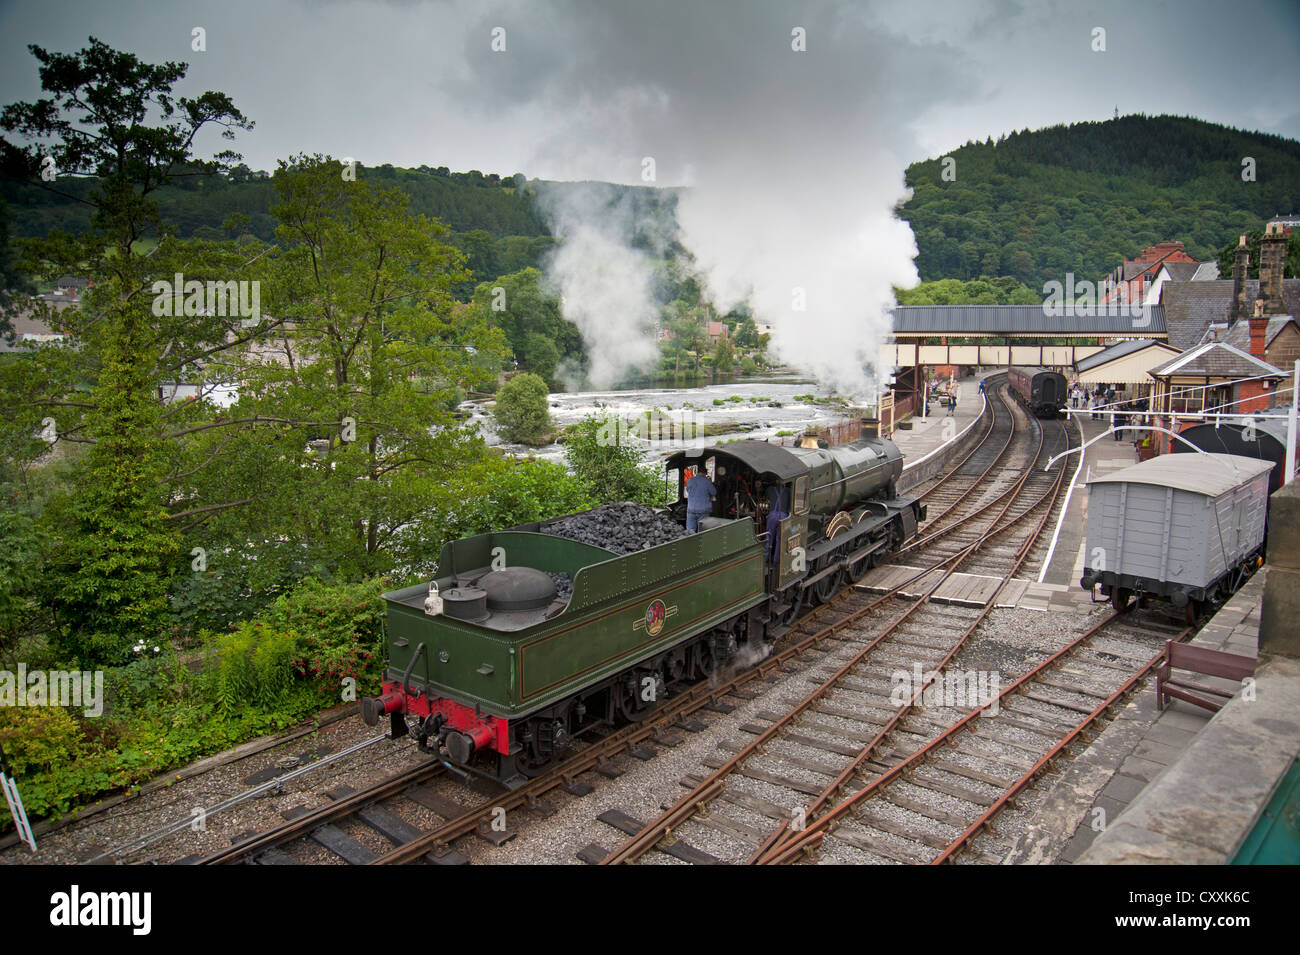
left=534, top=182, right=667, bottom=388
left=450, top=2, right=973, bottom=396
left=675, top=159, right=920, bottom=396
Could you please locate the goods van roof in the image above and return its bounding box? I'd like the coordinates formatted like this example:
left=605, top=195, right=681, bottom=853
left=1087, top=453, right=1274, bottom=497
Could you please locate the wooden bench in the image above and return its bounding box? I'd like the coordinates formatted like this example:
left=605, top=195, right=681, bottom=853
left=1156, top=640, right=1256, bottom=714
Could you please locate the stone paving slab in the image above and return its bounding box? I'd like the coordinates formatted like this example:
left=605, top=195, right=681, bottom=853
left=892, top=374, right=986, bottom=465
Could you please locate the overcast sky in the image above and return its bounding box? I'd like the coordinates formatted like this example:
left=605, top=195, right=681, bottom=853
left=2, top=0, right=1298, bottom=183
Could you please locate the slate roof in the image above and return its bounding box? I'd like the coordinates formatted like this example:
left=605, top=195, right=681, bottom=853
left=1161, top=262, right=1202, bottom=282
left=1160, top=278, right=1300, bottom=349
left=1191, top=262, right=1220, bottom=281
left=1200, top=316, right=1298, bottom=351
left=1148, top=341, right=1285, bottom=379
left=890, top=304, right=1165, bottom=337
left=1075, top=337, right=1178, bottom=372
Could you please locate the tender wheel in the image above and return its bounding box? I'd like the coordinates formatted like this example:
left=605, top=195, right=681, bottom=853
left=665, top=647, right=689, bottom=683
left=692, top=640, right=716, bottom=679
left=616, top=674, right=658, bottom=722
left=517, top=714, right=568, bottom=776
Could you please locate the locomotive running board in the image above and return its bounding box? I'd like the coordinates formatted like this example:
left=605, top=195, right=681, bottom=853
left=799, top=540, right=887, bottom=591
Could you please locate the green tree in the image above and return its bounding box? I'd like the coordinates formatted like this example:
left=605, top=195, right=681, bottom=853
left=471, top=267, right=582, bottom=374
left=188, top=155, right=504, bottom=584
left=519, top=331, right=560, bottom=384
left=712, top=336, right=735, bottom=374
left=734, top=316, right=759, bottom=348
left=493, top=372, right=552, bottom=445
left=562, top=414, right=667, bottom=505
left=1, top=38, right=251, bottom=663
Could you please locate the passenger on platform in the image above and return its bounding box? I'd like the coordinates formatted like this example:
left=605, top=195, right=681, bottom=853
left=948, top=383, right=958, bottom=415
left=1113, top=402, right=1126, bottom=441
left=765, top=483, right=789, bottom=563
left=979, top=379, right=986, bottom=395
left=685, top=468, right=717, bottom=533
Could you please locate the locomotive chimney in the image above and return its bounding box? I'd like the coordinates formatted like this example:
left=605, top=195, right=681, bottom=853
left=1258, top=222, right=1288, bottom=317
left=1230, top=235, right=1249, bottom=325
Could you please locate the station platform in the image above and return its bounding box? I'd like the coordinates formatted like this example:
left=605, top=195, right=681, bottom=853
left=891, top=374, right=987, bottom=470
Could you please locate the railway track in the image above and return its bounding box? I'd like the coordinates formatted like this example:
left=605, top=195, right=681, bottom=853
left=192, top=385, right=1061, bottom=867
left=596, top=394, right=1081, bottom=865
left=755, top=610, right=1193, bottom=865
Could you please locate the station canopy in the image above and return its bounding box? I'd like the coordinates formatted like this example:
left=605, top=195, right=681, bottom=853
left=890, top=304, right=1166, bottom=339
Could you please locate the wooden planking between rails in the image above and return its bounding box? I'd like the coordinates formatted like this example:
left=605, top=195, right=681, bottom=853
left=854, top=565, right=1028, bottom=608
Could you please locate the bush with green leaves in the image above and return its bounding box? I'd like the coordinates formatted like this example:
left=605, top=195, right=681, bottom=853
left=562, top=414, right=669, bottom=506
left=493, top=372, right=552, bottom=445
left=261, top=577, right=387, bottom=702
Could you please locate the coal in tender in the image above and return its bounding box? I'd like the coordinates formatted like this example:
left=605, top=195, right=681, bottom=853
left=548, top=572, right=574, bottom=602
left=544, top=502, right=688, bottom=555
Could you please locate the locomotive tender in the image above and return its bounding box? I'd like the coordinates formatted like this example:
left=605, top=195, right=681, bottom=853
left=1007, top=366, right=1067, bottom=418
left=363, top=435, right=925, bottom=786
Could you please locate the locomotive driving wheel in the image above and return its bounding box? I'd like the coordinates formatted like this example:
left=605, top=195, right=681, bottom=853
left=845, top=550, right=873, bottom=584
left=811, top=570, right=842, bottom=604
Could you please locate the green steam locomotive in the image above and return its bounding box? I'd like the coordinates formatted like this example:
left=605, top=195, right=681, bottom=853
left=362, top=435, right=924, bottom=786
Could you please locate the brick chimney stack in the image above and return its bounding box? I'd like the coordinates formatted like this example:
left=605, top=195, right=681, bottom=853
left=1259, top=221, right=1287, bottom=316
left=1249, top=299, right=1267, bottom=359
left=1231, top=235, right=1250, bottom=325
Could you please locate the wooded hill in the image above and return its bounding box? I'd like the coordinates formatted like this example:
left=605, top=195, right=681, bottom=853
left=6, top=114, right=1298, bottom=300
left=899, top=114, right=1300, bottom=292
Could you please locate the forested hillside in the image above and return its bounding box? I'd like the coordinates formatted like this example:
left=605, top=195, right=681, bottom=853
left=900, top=114, right=1300, bottom=291
left=2, top=162, right=559, bottom=297
left=7, top=114, right=1298, bottom=301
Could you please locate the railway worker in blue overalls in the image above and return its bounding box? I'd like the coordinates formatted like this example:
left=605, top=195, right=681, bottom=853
left=978, top=379, right=986, bottom=396
left=685, top=467, right=717, bottom=533
left=765, top=483, right=789, bottom=563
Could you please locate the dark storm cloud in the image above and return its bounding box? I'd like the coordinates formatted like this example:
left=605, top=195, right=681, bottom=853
left=2, top=0, right=1296, bottom=176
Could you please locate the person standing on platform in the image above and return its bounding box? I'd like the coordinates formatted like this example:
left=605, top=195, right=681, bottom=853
left=948, top=383, right=958, bottom=415
left=685, top=467, right=717, bottom=533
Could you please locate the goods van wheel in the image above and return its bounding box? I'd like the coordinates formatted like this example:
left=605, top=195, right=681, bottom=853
left=1110, top=587, right=1132, bottom=612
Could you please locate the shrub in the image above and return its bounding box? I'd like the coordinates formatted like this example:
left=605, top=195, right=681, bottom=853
left=262, top=578, right=387, bottom=702
left=493, top=372, right=552, bottom=445
left=562, top=415, right=668, bottom=506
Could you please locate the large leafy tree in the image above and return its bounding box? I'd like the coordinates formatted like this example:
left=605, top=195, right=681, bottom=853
left=184, top=156, right=507, bottom=585
left=562, top=415, right=666, bottom=506
left=470, top=266, right=583, bottom=383
left=492, top=372, right=552, bottom=445
left=0, top=38, right=253, bottom=664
